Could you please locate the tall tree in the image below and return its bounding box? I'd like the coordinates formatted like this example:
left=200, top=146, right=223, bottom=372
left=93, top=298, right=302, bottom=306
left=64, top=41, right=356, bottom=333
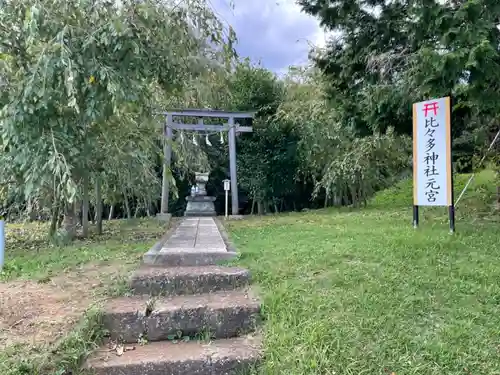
left=298, top=0, right=500, bottom=140
left=299, top=0, right=500, bottom=207
left=0, top=0, right=234, bottom=238
left=277, top=66, right=411, bottom=207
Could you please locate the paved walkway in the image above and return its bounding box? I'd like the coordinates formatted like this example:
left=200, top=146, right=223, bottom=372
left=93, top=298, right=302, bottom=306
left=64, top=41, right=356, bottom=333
left=87, top=215, right=261, bottom=374
left=144, top=217, right=232, bottom=266
left=161, top=217, right=226, bottom=253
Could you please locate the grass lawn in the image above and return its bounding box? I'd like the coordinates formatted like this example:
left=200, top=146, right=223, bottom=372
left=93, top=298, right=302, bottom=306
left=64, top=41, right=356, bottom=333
left=0, top=218, right=168, bottom=375
left=1, top=218, right=167, bottom=281
left=1, top=170, right=497, bottom=375
left=227, top=171, right=500, bottom=375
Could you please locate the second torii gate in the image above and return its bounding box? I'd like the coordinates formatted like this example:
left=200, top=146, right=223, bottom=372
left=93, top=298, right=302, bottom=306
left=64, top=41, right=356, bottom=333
left=159, top=109, right=255, bottom=216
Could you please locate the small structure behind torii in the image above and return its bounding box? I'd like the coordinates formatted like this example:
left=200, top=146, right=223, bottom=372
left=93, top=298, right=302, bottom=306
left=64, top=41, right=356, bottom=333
left=159, top=109, right=255, bottom=216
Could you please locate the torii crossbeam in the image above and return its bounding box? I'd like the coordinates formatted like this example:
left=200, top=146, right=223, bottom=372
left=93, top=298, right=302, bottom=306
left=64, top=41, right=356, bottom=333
left=159, top=109, right=255, bottom=216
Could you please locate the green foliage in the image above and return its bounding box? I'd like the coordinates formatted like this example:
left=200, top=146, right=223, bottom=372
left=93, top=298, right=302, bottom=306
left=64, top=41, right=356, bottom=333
left=227, top=58, right=284, bottom=116
left=0, top=0, right=234, bottom=234
left=315, top=129, right=411, bottom=206
left=226, top=61, right=298, bottom=211
left=276, top=66, right=411, bottom=206
left=299, top=0, right=500, bottom=170
left=372, top=169, right=498, bottom=215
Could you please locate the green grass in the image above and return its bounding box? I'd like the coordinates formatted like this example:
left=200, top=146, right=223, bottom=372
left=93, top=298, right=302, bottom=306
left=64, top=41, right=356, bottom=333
left=226, top=172, right=500, bottom=375
left=0, top=308, right=104, bottom=375
left=0, top=307, right=104, bottom=375
left=1, top=171, right=497, bottom=375
left=1, top=218, right=167, bottom=281
left=372, top=169, right=497, bottom=214
left=0, top=217, right=168, bottom=375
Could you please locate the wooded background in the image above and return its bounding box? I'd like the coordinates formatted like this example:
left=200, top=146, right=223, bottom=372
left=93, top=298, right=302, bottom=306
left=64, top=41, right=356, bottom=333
left=0, top=0, right=498, bottom=242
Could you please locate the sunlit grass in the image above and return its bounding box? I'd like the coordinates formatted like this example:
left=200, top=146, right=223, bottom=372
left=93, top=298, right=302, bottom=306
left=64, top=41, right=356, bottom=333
left=227, top=174, right=500, bottom=375
left=0, top=218, right=168, bottom=375
left=1, top=218, right=167, bottom=281
left=1, top=170, right=498, bottom=374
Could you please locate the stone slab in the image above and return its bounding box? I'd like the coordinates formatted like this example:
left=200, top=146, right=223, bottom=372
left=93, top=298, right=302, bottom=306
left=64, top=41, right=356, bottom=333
left=144, top=250, right=237, bottom=267
left=85, top=335, right=262, bottom=375
left=185, top=198, right=216, bottom=217
left=102, top=289, right=260, bottom=343
left=185, top=196, right=216, bottom=202
left=143, top=217, right=232, bottom=266
left=130, top=266, right=251, bottom=296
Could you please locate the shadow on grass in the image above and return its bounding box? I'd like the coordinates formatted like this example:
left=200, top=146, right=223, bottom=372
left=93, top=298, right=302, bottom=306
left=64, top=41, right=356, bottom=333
left=1, top=218, right=167, bottom=281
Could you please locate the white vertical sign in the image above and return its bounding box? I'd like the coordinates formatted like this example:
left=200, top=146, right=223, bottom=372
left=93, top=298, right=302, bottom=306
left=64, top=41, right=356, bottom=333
left=413, top=96, right=452, bottom=207
left=223, top=179, right=230, bottom=218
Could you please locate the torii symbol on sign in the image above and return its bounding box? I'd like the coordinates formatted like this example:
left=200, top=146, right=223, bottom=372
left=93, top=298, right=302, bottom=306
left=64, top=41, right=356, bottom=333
left=422, top=102, right=439, bottom=117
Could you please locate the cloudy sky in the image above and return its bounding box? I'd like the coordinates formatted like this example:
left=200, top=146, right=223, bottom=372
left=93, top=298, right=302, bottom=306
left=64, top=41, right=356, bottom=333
left=210, top=0, right=327, bottom=74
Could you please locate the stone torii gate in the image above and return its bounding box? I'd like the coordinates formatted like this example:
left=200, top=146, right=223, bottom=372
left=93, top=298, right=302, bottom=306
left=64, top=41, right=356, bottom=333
left=159, top=109, right=255, bottom=217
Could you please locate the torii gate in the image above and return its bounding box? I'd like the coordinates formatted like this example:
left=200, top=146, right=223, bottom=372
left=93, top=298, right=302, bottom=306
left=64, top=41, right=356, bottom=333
left=159, top=109, right=255, bottom=216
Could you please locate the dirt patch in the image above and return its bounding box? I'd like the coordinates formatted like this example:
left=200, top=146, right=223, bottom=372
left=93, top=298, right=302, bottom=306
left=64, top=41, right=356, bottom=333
left=0, top=263, right=132, bottom=350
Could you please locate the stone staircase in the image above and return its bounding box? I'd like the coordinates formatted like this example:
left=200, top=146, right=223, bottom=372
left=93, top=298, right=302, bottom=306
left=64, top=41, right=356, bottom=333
left=85, top=218, right=262, bottom=375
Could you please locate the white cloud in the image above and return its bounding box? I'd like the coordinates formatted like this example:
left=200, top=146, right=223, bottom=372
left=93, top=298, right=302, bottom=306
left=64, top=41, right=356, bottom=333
left=210, top=0, right=327, bottom=73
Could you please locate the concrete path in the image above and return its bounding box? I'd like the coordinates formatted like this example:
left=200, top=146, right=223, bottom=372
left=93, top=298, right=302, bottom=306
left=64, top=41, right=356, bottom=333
left=143, top=217, right=237, bottom=266
left=86, top=215, right=262, bottom=375
left=162, top=217, right=226, bottom=252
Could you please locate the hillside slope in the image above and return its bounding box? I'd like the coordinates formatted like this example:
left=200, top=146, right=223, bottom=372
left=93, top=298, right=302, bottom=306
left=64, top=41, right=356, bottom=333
left=226, top=177, right=500, bottom=375
left=371, top=169, right=498, bottom=216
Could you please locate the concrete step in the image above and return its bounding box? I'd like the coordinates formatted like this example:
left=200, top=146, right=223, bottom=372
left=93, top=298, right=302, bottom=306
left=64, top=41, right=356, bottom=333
left=130, top=266, right=251, bottom=296
left=143, top=248, right=237, bottom=267
left=103, top=289, right=261, bottom=343
left=85, top=335, right=262, bottom=375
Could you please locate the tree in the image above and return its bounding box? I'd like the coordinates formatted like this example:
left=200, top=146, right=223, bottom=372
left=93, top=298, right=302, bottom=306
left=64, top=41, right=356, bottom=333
left=225, top=60, right=300, bottom=214
left=0, top=0, right=234, bottom=238
left=299, top=0, right=500, bottom=201
left=298, top=0, right=500, bottom=142
left=276, top=65, right=411, bottom=207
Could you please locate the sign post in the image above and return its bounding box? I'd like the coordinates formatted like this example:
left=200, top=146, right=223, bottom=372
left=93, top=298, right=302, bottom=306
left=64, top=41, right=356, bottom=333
left=223, top=179, right=230, bottom=218
left=412, top=96, right=455, bottom=232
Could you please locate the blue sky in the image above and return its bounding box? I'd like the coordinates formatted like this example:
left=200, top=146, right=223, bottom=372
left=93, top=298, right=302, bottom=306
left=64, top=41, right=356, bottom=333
left=211, top=0, right=327, bottom=74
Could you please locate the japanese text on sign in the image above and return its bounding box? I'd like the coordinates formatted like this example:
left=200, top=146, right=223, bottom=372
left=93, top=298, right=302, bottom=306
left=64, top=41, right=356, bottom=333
left=413, top=97, right=452, bottom=206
